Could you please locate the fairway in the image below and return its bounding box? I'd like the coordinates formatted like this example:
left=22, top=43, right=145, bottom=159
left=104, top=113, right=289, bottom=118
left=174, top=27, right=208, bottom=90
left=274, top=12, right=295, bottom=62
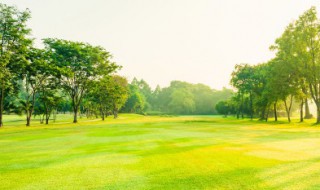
left=1, top=115, right=320, bottom=190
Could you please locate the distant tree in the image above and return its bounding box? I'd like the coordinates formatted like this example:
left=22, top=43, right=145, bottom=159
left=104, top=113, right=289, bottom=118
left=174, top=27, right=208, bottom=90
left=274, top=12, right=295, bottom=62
left=122, top=86, right=145, bottom=114
left=215, top=101, right=230, bottom=117
left=211, top=87, right=234, bottom=114
left=145, top=80, right=233, bottom=115
left=169, top=88, right=195, bottom=115
left=193, top=84, right=216, bottom=115
left=149, top=85, right=162, bottom=111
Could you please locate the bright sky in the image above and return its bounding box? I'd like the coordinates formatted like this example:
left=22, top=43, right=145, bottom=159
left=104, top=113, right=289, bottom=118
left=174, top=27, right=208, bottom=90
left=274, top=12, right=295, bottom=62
left=2, top=0, right=320, bottom=89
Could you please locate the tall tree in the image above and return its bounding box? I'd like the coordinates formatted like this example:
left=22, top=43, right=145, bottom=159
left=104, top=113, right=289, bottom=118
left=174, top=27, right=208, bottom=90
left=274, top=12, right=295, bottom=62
left=21, top=48, right=55, bottom=126
left=108, top=76, right=128, bottom=118
left=231, top=64, right=258, bottom=119
left=295, top=7, right=320, bottom=123
left=271, top=7, right=320, bottom=123
left=44, top=39, right=119, bottom=123
left=0, top=4, right=31, bottom=127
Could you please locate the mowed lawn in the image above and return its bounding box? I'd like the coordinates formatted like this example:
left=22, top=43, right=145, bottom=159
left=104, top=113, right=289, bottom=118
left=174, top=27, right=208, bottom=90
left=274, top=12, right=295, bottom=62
left=1, top=114, right=320, bottom=190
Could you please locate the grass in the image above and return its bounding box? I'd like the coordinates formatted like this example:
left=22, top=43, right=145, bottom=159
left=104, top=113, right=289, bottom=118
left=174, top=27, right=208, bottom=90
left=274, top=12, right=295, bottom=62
left=1, top=114, right=320, bottom=189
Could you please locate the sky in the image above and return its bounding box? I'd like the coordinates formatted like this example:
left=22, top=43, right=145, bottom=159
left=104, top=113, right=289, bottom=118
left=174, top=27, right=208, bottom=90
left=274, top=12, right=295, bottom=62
left=2, top=0, right=320, bottom=90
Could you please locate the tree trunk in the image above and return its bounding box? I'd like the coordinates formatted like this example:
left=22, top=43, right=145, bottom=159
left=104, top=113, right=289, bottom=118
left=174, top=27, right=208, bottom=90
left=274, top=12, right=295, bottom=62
left=241, top=93, right=244, bottom=119
left=113, top=107, right=118, bottom=119
left=317, top=105, right=320, bottom=124
left=274, top=101, right=278, bottom=122
left=26, top=118, right=30, bottom=126
left=0, top=79, right=5, bottom=127
left=72, top=95, right=79, bottom=123
left=0, top=110, right=3, bottom=127
left=237, top=92, right=240, bottom=119
left=249, top=92, right=253, bottom=120
left=304, top=99, right=312, bottom=119
left=300, top=100, right=304, bottom=122
left=284, top=96, right=293, bottom=123
left=113, top=110, right=118, bottom=119
left=266, top=107, right=270, bottom=122
left=26, top=106, right=34, bottom=127
left=45, top=110, right=50, bottom=125
left=26, top=93, right=36, bottom=127
left=0, top=86, right=4, bottom=127
left=45, top=108, right=49, bottom=125
left=26, top=111, right=31, bottom=126
left=101, top=108, right=105, bottom=121
left=73, top=107, right=78, bottom=123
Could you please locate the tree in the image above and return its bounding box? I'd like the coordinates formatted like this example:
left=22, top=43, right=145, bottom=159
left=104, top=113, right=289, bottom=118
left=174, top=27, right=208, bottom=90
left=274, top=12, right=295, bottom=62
left=149, top=85, right=162, bottom=111
left=193, top=84, right=216, bottom=115
left=0, top=4, right=32, bottom=127
left=169, top=88, right=195, bottom=115
left=21, top=48, right=55, bottom=126
left=231, top=64, right=259, bottom=119
left=270, top=8, right=317, bottom=122
left=108, top=76, right=128, bottom=118
left=40, top=90, right=62, bottom=124
left=89, top=75, right=128, bottom=120
left=295, top=7, right=320, bottom=123
left=122, top=86, right=145, bottom=114
left=44, top=38, right=119, bottom=123
left=215, top=101, right=230, bottom=117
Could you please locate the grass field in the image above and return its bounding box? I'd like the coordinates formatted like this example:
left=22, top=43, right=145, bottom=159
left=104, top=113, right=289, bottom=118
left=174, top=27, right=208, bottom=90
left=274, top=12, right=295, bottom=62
left=1, top=114, right=320, bottom=190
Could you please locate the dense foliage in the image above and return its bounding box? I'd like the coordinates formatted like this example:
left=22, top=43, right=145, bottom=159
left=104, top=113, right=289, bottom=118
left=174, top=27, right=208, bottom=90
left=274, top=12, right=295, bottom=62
left=122, top=79, right=233, bottom=115
left=0, top=4, right=127, bottom=126
left=219, top=7, right=320, bottom=123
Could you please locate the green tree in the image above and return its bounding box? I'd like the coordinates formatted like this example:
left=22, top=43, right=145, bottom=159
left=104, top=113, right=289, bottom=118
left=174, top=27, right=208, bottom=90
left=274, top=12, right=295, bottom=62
left=169, top=88, right=195, bottom=115
left=21, top=48, right=55, bottom=126
left=89, top=75, right=128, bottom=120
left=215, top=101, right=230, bottom=117
left=0, top=4, right=31, bottom=127
left=122, top=86, right=145, bottom=114
left=108, top=76, right=129, bottom=118
left=231, top=64, right=258, bottom=119
left=294, top=7, right=320, bottom=123
left=44, top=39, right=119, bottom=123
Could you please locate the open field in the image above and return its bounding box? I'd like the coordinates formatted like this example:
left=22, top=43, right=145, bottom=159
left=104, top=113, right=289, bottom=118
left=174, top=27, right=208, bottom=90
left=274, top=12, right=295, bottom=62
left=1, top=114, right=320, bottom=189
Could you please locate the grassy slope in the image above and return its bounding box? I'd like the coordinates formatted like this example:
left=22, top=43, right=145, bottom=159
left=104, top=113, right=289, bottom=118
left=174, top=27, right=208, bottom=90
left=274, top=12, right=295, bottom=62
left=1, top=114, right=320, bottom=190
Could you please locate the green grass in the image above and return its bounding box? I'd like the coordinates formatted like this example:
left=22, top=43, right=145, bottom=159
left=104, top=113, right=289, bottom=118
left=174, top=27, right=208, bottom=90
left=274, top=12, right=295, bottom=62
left=1, top=114, right=320, bottom=189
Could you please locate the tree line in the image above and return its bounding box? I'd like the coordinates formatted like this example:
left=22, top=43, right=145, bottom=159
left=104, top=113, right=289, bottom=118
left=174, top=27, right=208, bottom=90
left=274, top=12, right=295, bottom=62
left=0, top=4, right=128, bottom=126
left=122, top=79, right=233, bottom=115
left=217, top=7, right=320, bottom=123
left=0, top=3, right=233, bottom=127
